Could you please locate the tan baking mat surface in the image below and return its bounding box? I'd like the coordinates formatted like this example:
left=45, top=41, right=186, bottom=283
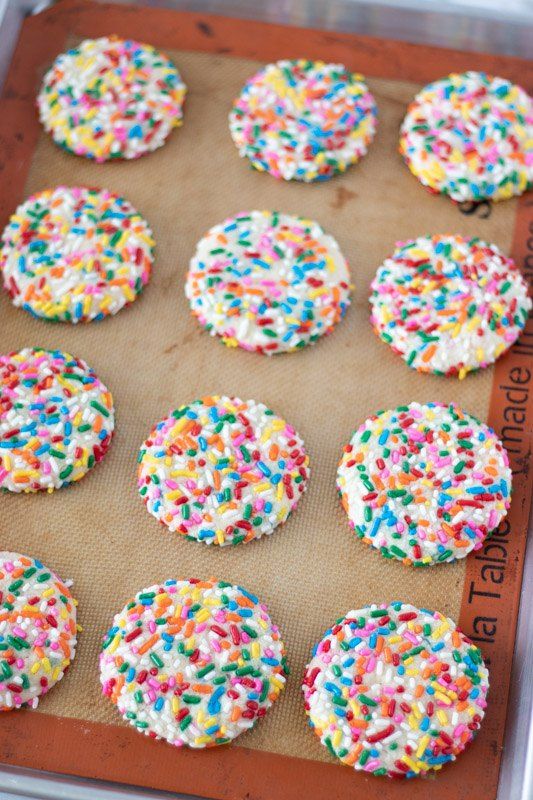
left=0, top=47, right=517, bottom=763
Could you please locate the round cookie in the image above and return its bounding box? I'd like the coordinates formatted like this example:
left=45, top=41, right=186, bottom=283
left=185, top=211, right=352, bottom=354
left=100, top=578, right=287, bottom=747
left=399, top=71, right=532, bottom=203
left=229, top=59, right=377, bottom=182
left=370, top=234, right=531, bottom=378
left=0, top=552, right=78, bottom=710
left=1, top=186, right=155, bottom=323
left=138, top=395, right=309, bottom=545
left=337, top=402, right=511, bottom=566
left=0, top=347, right=114, bottom=492
left=302, top=601, right=489, bottom=777
left=38, top=36, right=186, bottom=162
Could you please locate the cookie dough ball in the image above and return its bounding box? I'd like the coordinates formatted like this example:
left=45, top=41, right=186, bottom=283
left=0, top=348, right=115, bottom=492
left=370, top=234, right=531, bottom=378
left=1, top=186, right=154, bottom=323
left=100, top=578, right=287, bottom=746
left=229, top=59, right=376, bottom=182
left=38, top=36, right=186, bottom=161
left=0, top=551, right=78, bottom=710
left=186, top=211, right=352, bottom=354
left=303, top=601, right=489, bottom=777
left=337, top=402, right=511, bottom=565
left=138, top=395, right=309, bottom=545
left=400, top=71, right=532, bottom=202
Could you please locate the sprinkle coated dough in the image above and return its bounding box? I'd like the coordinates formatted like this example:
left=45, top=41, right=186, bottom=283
left=337, top=402, right=511, bottom=566
left=185, top=211, right=352, bottom=354
left=0, top=348, right=115, bottom=492
left=100, top=578, right=287, bottom=747
left=0, top=551, right=78, bottom=710
left=1, top=186, right=154, bottom=323
left=38, top=36, right=186, bottom=162
left=369, top=234, right=531, bottom=378
left=138, top=396, right=309, bottom=545
left=229, top=59, right=377, bottom=182
left=399, top=71, right=533, bottom=202
left=302, top=601, right=489, bottom=777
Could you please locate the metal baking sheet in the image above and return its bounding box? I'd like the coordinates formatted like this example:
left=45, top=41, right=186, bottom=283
left=0, top=3, right=532, bottom=799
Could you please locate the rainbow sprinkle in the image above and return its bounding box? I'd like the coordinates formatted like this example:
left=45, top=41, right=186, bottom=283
left=229, top=59, right=376, bottom=182
left=0, top=551, right=78, bottom=710
left=303, top=601, right=489, bottom=778
left=0, top=348, right=115, bottom=492
left=1, top=186, right=155, bottom=323
left=400, top=71, right=533, bottom=202
left=370, top=234, right=531, bottom=378
left=185, top=211, right=352, bottom=354
left=100, top=578, right=287, bottom=747
left=38, top=36, right=186, bottom=162
left=137, top=396, right=309, bottom=545
left=337, top=402, right=511, bottom=566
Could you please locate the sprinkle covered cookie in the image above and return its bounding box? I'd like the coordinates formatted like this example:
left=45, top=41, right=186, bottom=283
left=185, top=211, right=352, bottom=354
left=337, top=402, right=511, bottom=566
left=138, top=396, right=309, bottom=545
left=229, top=60, right=377, bottom=182
left=370, top=234, right=531, bottom=378
left=302, top=601, right=489, bottom=777
left=38, top=36, right=186, bottom=162
left=100, top=578, right=287, bottom=747
left=0, top=552, right=78, bottom=710
left=1, top=186, right=154, bottom=323
left=399, top=71, right=532, bottom=202
left=0, top=348, right=115, bottom=492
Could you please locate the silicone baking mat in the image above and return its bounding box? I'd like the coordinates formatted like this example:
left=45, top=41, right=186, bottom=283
left=0, top=3, right=531, bottom=799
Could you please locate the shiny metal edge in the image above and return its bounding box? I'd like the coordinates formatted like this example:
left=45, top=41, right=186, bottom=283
left=0, top=764, right=198, bottom=800
left=102, top=0, right=533, bottom=58
left=0, top=1, right=52, bottom=89
left=0, top=2, right=532, bottom=799
left=497, top=515, right=533, bottom=800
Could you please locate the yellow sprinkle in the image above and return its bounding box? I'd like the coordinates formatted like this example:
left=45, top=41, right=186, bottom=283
left=332, top=729, right=342, bottom=748
left=416, top=735, right=430, bottom=758
left=436, top=709, right=449, bottom=726
left=401, top=756, right=420, bottom=773
left=432, top=621, right=449, bottom=639
left=170, top=469, right=198, bottom=478
left=123, top=285, right=135, bottom=303
left=253, top=482, right=271, bottom=493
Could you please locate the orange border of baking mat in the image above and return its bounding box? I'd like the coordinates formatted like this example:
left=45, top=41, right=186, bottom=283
left=0, top=3, right=532, bottom=799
